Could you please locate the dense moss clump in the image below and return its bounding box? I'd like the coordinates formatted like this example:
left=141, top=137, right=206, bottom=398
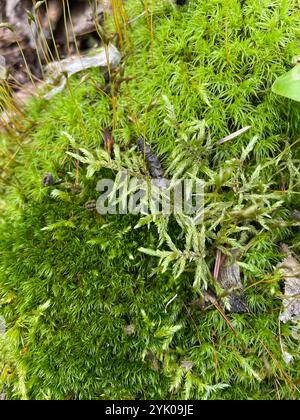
left=1, top=0, right=300, bottom=399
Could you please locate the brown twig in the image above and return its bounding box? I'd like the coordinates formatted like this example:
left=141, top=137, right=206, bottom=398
left=205, top=291, right=238, bottom=337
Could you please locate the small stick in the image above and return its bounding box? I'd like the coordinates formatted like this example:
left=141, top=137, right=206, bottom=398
left=206, top=292, right=238, bottom=337
left=213, top=249, right=223, bottom=280
left=165, top=294, right=178, bottom=313
left=126, top=11, right=146, bottom=26
left=217, top=126, right=251, bottom=145
left=103, top=127, right=114, bottom=157
left=75, top=159, right=80, bottom=186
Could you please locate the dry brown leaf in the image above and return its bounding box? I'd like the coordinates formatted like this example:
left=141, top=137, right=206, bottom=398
left=218, top=250, right=248, bottom=313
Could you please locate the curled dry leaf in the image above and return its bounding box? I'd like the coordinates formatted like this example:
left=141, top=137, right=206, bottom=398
left=103, top=127, right=114, bottom=156
left=42, top=173, right=54, bottom=187
left=137, top=139, right=168, bottom=188
left=137, top=139, right=165, bottom=179
left=218, top=250, right=248, bottom=313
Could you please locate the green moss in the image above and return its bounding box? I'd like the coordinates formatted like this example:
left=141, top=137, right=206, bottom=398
left=0, top=0, right=300, bottom=400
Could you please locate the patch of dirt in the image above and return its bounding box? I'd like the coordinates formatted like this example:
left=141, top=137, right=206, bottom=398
left=0, top=0, right=109, bottom=89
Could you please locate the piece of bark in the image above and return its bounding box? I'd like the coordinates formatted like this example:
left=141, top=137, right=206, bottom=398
left=218, top=251, right=248, bottom=313
left=279, top=245, right=300, bottom=323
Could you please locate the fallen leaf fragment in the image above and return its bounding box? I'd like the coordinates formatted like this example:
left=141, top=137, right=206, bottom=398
left=279, top=245, right=300, bottom=323
left=44, top=43, right=121, bottom=99
left=218, top=251, right=248, bottom=313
